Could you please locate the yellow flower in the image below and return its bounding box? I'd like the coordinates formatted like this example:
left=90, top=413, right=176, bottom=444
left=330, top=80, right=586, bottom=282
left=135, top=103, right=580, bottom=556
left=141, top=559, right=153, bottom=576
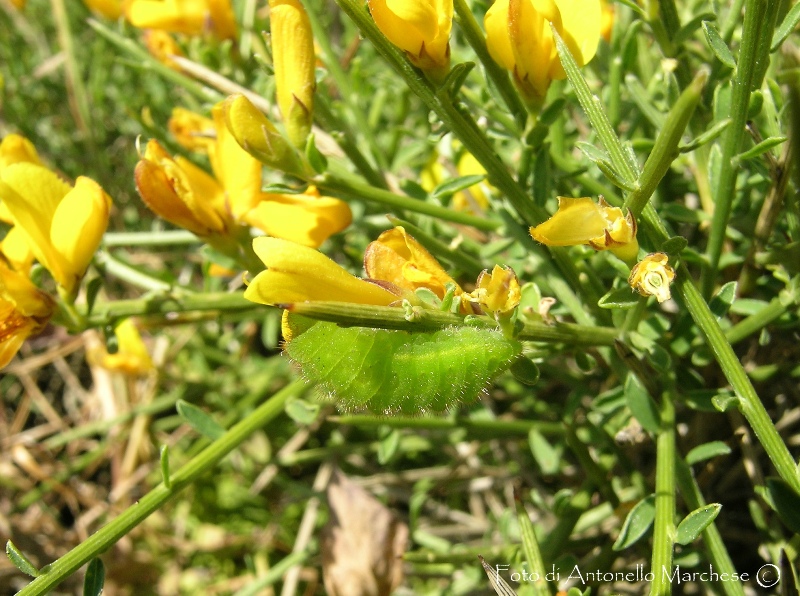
left=138, top=103, right=351, bottom=247
left=363, top=226, right=463, bottom=301
left=244, top=237, right=399, bottom=306
left=269, top=0, right=316, bottom=148
left=1, top=134, right=40, bottom=271
left=600, top=0, right=614, bottom=42
left=142, top=29, right=185, bottom=70
left=244, top=186, right=352, bottom=249
left=421, top=152, right=491, bottom=215
left=628, top=253, right=676, bottom=303
left=1, top=261, right=56, bottom=369
left=0, top=163, right=112, bottom=294
left=125, top=0, right=237, bottom=40
left=529, top=196, right=639, bottom=262
left=168, top=107, right=215, bottom=152
left=0, top=134, right=41, bottom=170
left=87, top=319, right=154, bottom=375
left=82, top=0, right=127, bottom=19
left=485, top=0, right=602, bottom=103
left=368, top=0, right=453, bottom=76
left=468, top=265, right=521, bottom=316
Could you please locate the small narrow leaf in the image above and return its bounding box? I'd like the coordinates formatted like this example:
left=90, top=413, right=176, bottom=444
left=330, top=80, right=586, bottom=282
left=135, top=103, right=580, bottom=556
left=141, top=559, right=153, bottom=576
left=285, top=398, right=321, bottom=425
left=6, top=541, right=39, bottom=578
left=510, top=357, right=540, bottom=385
left=431, top=174, right=486, bottom=199
left=528, top=429, right=560, bottom=474
left=685, top=441, right=732, bottom=465
left=624, top=373, right=661, bottom=434
left=709, top=281, right=737, bottom=320
left=613, top=494, right=656, bottom=550
left=766, top=478, right=800, bottom=534
left=598, top=286, right=640, bottom=309
left=83, top=558, right=105, bottom=596
left=439, top=61, right=475, bottom=98
left=160, top=445, right=171, bottom=489
left=680, top=118, right=731, bottom=153
left=702, top=22, right=736, bottom=68
left=674, top=12, right=717, bottom=45
left=771, top=1, right=800, bottom=51
left=676, top=504, right=722, bottom=544
left=660, top=236, right=688, bottom=256
left=176, top=400, right=225, bottom=440
left=377, top=429, right=401, bottom=464
left=305, top=134, right=328, bottom=174
left=712, top=393, right=742, bottom=412
left=479, top=555, right=519, bottom=596
left=85, top=277, right=103, bottom=316
left=737, top=136, right=787, bottom=162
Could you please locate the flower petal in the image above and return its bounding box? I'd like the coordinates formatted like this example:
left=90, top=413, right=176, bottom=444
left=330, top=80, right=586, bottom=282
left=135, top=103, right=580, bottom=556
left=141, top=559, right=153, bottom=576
left=529, top=197, right=608, bottom=246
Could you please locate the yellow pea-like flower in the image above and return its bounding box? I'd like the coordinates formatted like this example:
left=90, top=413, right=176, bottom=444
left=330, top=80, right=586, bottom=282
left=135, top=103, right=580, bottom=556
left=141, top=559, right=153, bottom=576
left=529, top=196, right=638, bottom=262
left=125, top=0, right=237, bottom=40
left=368, top=0, right=453, bottom=76
left=1, top=134, right=40, bottom=271
left=0, top=163, right=112, bottom=294
left=244, top=237, right=399, bottom=307
left=485, top=0, right=602, bottom=103
left=468, top=265, right=521, bottom=316
left=82, top=0, right=126, bottom=20
left=269, top=0, right=316, bottom=148
left=364, top=226, right=462, bottom=301
left=167, top=107, right=215, bottom=152
left=0, top=261, right=56, bottom=369
left=628, top=253, right=676, bottom=303
left=87, top=319, right=154, bottom=375
left=142, top=30, right=185, bottom=70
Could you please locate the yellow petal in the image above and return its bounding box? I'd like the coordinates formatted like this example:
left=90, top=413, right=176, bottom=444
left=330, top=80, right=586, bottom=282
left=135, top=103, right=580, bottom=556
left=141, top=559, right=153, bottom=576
left=1, top=226, right=35, bottom=272
left=50, top=177, right=112, bottom=291
left=484, top=0, right=515, bottom=71
left=126, top=0, right=206, bottom=35
left=168, top=107, right=214, bottom=152
left=83, top=0, right=125, bottom=19
left=142, top=30, right=185, bottom=69
left=88, top=319, right=154, bottom=375
left=244, top=237, right=397, bottom=305
left=363, top=226, right=459, bottom=298
left=0, top=163, right=71, bottom=287
left=269, top=0, right=316, bottom=148
left=209, top=103, right=264, bottom=220
left=0, top=134, right=41, bottom=170
left=628, top=252, right=675, bottom=303
left=469, top=264, right=521, bottom=315
left=245, top=191, right=352, bottom=248
left=529, top=197, right=608, bottom=246
left=368, top=0, right=451, bottom=69
left=207, top=0, right=237, bottom=40
left=556, top=0, right=602, bottom=72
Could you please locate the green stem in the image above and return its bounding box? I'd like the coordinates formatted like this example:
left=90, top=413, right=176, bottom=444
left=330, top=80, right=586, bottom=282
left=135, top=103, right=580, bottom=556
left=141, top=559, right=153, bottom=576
left=102, top=230, right=200, bottom=247
left=625, top=69, right=708, bottom=219
left=317, top=171, right=499, bottom=231
left=703, top=0, right=780, bottom=295
left=16, top=380, right=304, bottom=596
left=725, top=297, right=789, bottom=345
left=649, top=392, right=676, bottom=596
left=286, top=301, right=619, bottom=346
left=452, top=0, right=527, bottom=128
left=84, top=292, right=258, bottom=328
left=93, top=250, right=179, bottom=294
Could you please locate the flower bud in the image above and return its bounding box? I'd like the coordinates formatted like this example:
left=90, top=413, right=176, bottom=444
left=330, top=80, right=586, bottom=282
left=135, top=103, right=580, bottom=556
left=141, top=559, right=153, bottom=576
left=628, top=253, right=676, bottom=303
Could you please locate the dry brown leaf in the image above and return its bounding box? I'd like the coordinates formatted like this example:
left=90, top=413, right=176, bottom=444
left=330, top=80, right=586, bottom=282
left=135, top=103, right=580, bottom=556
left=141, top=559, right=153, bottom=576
left=321, top=470, right=408, bottom=596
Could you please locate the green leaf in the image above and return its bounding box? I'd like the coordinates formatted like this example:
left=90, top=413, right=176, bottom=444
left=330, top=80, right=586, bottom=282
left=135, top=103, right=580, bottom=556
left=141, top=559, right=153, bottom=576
left=305, top=134, right=328, bottom=174
left=685, top=441, right=732, bottom=465
left=676, top=504, right=722, bottom=545
left=660, top=236, right=688, bottom=256
left=680, top=118, right=731, bottom=153
left=528, top=429, right=560, bottom=475
left=709, top=281, right=737, bottom=320
left=510, top=357, right=540, bottom=385
left=624, top=373, right=661, bottom=434
left=160, top=445, right=171, bottom=489
left=6, top=541, right=38, bottom=578
left=771, top=1, right=800, bottom=51
left=176, top=400, right=225, bottom=440
left=262, top=182, right=308, bottom=194
left=377, top=429, right=401, bottom=464
left=431, top=174, right=485, bottom=200
left=613, top=494, right=656, bottom=550
left=712, top=393, right=742, bottom=412
left=85, top=277, right=103, bottom=316
left=766, top=478, right=800, bottom=534
left=285, top=398, right=321, bottom=425
left=702, top=21, right=736, bottom=68
left=737, top=136, right=787, bottom=162
left=598, top=286, right=640, bottom=309
left=439, top=61, right=475, bottom=98
left=674, top=12, right=718, bottom=45
left=83, top=558, right=105, bottom=596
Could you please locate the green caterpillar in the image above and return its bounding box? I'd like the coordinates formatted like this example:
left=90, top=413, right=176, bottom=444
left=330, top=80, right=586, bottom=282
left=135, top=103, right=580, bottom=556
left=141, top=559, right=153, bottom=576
left=284, top=319, right=523, bottom=414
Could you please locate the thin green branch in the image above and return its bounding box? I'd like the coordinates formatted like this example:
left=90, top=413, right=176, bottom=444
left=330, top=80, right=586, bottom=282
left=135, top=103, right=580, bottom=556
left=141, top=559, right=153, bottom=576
left=16, top=380, right=304, bottom=596
left=649, top=393, right=676, bottom=596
